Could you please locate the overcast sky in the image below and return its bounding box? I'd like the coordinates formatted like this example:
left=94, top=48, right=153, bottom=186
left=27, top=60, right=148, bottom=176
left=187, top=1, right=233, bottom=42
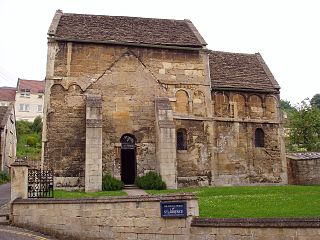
left=0, top=0, right=319, bottom=104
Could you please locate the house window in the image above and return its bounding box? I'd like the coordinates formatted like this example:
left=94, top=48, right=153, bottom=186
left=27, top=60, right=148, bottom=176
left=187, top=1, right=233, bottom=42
left=177, top=128, right=187, bottom=150
left=255, top=128, right=265, bottom=147
left=37, top=105, right=43, bottom=112
left=19, top=104, right=30, bottom=112
left=20, top=89, right=30, bottom=98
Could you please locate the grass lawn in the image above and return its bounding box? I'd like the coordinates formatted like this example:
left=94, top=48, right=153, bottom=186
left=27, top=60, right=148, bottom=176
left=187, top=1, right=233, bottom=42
left=147, top=185, right=320, bottom=218
left=54, top=189, right=127, bottom=198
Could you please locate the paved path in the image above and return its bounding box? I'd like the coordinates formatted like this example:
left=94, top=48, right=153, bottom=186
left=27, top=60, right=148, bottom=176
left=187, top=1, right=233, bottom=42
left=0, top=225, right=57, bottom=240
left=124, top=188, right=148, bottom=196
left=0, top=183, right=10, bottom=207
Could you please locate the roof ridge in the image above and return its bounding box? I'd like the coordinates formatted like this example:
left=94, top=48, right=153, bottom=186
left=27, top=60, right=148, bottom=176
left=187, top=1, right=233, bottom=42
left=62, top=11, right=187, bottom=22
left=209, top=50, right=255, bottom=56
left=255, top=53, right=280, bottom=89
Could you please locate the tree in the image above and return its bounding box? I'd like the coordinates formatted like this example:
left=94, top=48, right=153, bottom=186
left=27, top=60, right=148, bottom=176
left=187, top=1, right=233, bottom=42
left=280, top=99, right=297, bottom=127
left=311, top=93, right=320, bottom=109
left=31, top=116, right=43, bottom=133
left=288, top=99, right=320, bottom=151
left=280, top=99, right=295, bottom=111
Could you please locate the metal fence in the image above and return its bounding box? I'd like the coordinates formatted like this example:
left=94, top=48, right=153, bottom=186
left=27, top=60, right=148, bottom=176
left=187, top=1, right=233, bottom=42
left=28, top=168, right=54, bottom=198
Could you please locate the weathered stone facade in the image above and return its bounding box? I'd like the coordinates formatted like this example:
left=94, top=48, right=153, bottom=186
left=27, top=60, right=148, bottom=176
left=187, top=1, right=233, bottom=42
left=42, top=10, right=287, bottom=190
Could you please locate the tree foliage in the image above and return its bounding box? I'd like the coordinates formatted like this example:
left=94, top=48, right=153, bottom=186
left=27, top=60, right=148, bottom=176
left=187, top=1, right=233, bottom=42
left=311, top=93, right=320, bottom=109
left=280, top=99, right=295, bottom=112
left=16, top=117, right=43, bottom=160
left=287, top=100, right=320, bottom=151
left=32, top=116, right=43, bottom=133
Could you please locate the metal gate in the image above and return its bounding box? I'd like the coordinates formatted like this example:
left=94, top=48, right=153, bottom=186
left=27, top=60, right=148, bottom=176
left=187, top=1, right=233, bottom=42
left=28, top=169, right=54, bottom=198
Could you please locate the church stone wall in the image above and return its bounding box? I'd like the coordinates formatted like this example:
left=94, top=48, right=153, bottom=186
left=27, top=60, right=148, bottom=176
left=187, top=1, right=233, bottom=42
left=44, top=83, right=86, bottom=188
left=44, top=40, right=286, bottom=188
left=175, top=119, right=211, bottom=187
left=212, top=91, right=287, bottom=185
left=44, top=41, right=210, bottom=187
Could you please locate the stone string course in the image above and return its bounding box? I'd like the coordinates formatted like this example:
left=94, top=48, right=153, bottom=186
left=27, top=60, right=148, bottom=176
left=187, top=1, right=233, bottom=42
left=11, top=194, right=320, bottom=240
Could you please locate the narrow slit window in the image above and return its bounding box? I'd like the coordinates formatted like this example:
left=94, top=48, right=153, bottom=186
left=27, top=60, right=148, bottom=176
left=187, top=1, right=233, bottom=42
left=177, top=129, right=187, bottom=150
left=255, top=128, right=265, bottom=147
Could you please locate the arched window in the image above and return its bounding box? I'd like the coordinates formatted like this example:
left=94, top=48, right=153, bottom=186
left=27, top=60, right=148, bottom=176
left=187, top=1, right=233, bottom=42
left=177, top=128, right=187, bottom=150
left=255, top=128, right=265, bottom=147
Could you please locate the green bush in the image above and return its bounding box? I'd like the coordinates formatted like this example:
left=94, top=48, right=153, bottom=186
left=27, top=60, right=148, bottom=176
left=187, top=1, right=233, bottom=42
left=0, top=171, right=10, bottom=185
left=102, top=174, right=124, bottom=191
left=26, top=136, right=37, bottom=147
left=136, top=171, right=166, bottom=190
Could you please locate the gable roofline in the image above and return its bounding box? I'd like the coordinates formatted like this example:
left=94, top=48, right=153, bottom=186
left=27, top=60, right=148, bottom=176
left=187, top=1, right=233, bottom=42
left=184, top=19, right=207, bottom=46
left=48, top=10, right=207, bottom=49
left=48, top=9, right=63, bottom=36
left=255, top=53, right=280, bottom=90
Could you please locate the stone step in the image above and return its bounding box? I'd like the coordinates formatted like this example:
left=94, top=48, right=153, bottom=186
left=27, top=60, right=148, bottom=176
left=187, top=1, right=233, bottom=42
left=0, top=214, right=9, bottom=225
left=124, top=185, right=138, bottom=189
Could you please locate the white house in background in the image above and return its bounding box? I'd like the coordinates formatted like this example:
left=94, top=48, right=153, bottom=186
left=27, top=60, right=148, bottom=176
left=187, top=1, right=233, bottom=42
left=15, top=79, right=45, bottom=122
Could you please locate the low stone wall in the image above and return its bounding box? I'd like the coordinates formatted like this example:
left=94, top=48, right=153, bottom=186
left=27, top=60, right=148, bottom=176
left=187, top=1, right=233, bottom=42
left=11, top=194, right=320, bottom=240
left=191, top=218, right=320, bottom=239
left=11, top=194, right=198, bottom=240
left=287, top=153, right=320, bottom=185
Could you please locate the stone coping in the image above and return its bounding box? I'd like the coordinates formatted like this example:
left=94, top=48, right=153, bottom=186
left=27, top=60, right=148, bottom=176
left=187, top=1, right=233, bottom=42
left=191, top=217, right=320, bottom=228
left=12, top=193, right=197, bottom=205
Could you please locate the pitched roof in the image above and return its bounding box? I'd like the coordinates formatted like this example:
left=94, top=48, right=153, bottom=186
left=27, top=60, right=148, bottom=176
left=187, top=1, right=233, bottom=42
left=0, top=87, right=16, bottom=101
left=209, top=51, right=280, bottom=92
left=17, top=79, right=45, bottom=94
left=48, top=10, right=207, bottom=48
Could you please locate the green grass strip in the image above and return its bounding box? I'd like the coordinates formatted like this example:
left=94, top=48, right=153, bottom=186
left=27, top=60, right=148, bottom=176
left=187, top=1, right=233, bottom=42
left=54, top=189, right=127, bottom=198
left=147, top=185, right=320, bottom=218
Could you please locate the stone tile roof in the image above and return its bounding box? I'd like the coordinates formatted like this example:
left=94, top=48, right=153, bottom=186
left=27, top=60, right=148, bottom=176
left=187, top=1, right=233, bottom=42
left=209, top=51, right=280, bottom=91
left=0, top=87, right=16, bottom=101
left=287, top=152, right=320, bottom=160
left=17, top=79, right=45, bottom=94
left=48, top=10, right=207, bottom=48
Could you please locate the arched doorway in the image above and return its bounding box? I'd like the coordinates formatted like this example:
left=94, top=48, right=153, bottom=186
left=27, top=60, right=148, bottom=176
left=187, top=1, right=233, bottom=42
left=120, top=134, right=136, bottom=184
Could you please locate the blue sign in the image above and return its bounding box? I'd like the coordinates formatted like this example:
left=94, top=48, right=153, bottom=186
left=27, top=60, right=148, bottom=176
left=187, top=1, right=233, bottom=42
left=160, top=201, right=187, bottom=218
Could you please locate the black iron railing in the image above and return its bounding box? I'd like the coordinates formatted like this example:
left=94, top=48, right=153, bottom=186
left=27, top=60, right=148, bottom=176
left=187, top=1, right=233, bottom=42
left=28, top=168, right=54, bottom=198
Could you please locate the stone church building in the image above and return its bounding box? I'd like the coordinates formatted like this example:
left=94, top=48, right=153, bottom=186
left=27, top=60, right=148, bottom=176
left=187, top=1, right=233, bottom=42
left=42, top=10, right=287, bottom=190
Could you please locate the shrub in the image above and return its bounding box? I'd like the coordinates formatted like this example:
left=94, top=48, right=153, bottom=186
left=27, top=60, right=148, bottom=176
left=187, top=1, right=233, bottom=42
left=136, top=171, right=166, bottom=190
left=102, top=174, right=124, bottom=191
left=26, top=136, right=37, bottom=147
left=0, top=171, right=10, bottom=185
